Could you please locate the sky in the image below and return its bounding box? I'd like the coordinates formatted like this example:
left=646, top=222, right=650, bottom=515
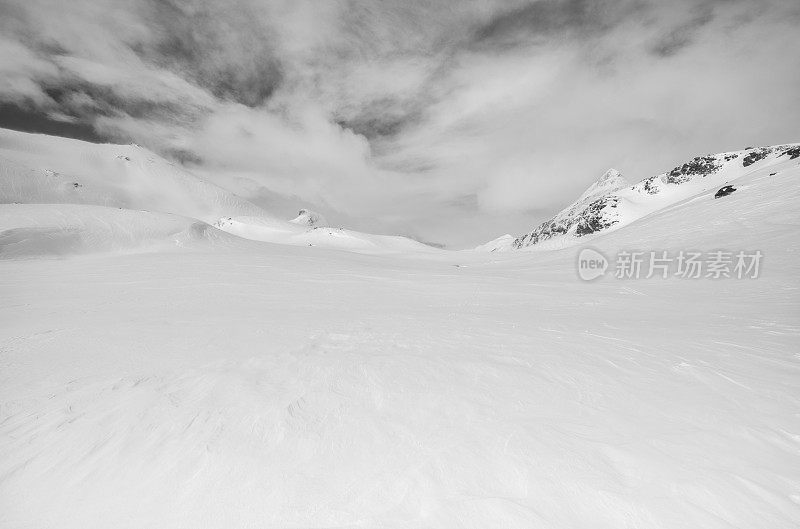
left=1, top=0, right=799, bottom=247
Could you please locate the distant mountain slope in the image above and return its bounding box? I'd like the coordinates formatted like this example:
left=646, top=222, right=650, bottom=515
left=0, top=128, right=270, bottom=224
left=0, top=128, right=441, bottom=255
left=473, top=234, right=515, bottom=252
left=507, top=144, right=800, bottom=250
left=585, top=158, right=800, bottom=256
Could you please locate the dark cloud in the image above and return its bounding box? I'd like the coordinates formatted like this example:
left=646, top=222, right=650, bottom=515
left=447, top=193, right=480, bottom=212
left=336, top=113, right=407, bottom=140
left=335, top=98, right=424, bottom=141
left=470, top=0, right=624, bottom=49
left=46, top=84, right=194, bottom=124
left=0, top=102, right=103, bottom=142
left=140, top=0, right=283, bottom=108
left=163, top=148, right=203, bottom=165
left=1, top=0, right=284, bottom=114
left=649, top=7, right=715, bottom=57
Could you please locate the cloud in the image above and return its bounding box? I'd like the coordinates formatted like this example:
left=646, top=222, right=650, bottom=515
left=0, top=36, right=60, bottom=106
left=139, top=0, right=284, bottom=107
left=187, top=102, right=376, bottom=204
left=0, top=0, right=798, bottom=247
left=470, top=0, right=626, bottom=49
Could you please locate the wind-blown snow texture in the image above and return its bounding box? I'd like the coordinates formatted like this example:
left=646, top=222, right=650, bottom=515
left=1, top=129, right=799, bottom=528
left=510, top=145, right=800, bottom=250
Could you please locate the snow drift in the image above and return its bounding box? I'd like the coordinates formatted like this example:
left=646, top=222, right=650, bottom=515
left=0, top=203, right=239, bottom=258
left=215, top=215, right=439, bottom=253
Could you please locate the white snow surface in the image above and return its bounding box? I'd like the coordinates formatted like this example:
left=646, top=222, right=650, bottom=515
left=1, top=130, right=800, bottom=528
left=0, top=203, right=242, bottom=259
left=214, top=215, right=439, bottom=253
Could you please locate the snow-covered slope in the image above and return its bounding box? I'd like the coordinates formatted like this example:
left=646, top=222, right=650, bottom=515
left=473, top=233, right=515, bottom=252
left=0, top=128, right=439, bottom=255
left=510, top=144, right=800, bottom=250
left=0, top=129, right=444, bottom=252
left=215, top=215, right=439, bottom=253
left=0, top=128, right=270, bottom=224
left=588, top=155, right=800, bottom=255
left=0, top=203, right=241, bottom=258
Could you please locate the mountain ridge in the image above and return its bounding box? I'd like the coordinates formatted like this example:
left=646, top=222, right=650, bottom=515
left=502, top=143, right=800, bottom=251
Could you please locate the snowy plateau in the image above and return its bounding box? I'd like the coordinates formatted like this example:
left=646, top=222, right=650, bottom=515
left=1, top=127, right=799, bottom=528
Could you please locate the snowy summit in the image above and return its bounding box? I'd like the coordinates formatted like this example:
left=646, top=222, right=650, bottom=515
left=574, top=168, right=628, bottom=204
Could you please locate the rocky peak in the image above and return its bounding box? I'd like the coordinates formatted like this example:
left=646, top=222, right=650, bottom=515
left=289, top=209, right=328, bottom=227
